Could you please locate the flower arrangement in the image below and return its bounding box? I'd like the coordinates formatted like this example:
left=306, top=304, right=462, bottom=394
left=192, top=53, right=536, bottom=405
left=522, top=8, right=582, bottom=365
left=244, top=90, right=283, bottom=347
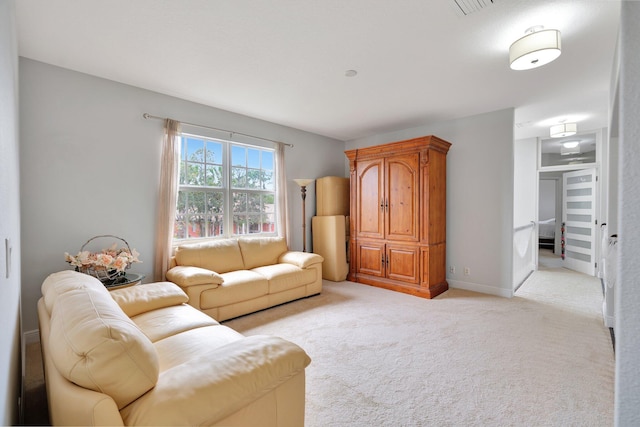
left=65, top=235, right=141, bottom=283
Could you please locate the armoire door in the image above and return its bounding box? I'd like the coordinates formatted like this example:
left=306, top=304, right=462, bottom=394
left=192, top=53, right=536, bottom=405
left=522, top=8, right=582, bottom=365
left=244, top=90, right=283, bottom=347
left=356, top=240, right=385, bottom=277
left=356, top=158, right=384, bottom=239
left=386, top=244, right=419, bottom=283
left=385, top=153, right=420, bottom=242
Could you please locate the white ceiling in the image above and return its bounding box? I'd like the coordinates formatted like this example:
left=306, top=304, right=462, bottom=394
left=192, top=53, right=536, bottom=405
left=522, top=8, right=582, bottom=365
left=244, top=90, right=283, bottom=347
left=15, top=0, right=621, bottom=142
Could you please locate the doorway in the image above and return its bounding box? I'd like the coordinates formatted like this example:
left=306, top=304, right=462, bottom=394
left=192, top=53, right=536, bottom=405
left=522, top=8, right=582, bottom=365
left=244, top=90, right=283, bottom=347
left=536, top=131, right=599, bottom=277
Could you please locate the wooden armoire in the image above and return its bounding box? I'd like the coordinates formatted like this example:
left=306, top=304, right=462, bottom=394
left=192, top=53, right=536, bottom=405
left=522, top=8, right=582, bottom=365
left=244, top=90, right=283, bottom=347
left=344, top=135, right=451, bottom=299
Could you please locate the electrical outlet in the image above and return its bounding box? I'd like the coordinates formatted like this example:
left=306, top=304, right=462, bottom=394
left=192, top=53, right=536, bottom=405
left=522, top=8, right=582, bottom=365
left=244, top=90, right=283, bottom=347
left=449, top=266, right=455, bottom=274
left=464, top=267, right=470, bottom=276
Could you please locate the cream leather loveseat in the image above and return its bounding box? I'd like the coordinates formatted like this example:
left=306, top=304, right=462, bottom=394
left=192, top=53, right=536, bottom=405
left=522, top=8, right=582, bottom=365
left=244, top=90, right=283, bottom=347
left=166, top=236, right=323, bottom=321
left=38, top=270, right=311, bottom=426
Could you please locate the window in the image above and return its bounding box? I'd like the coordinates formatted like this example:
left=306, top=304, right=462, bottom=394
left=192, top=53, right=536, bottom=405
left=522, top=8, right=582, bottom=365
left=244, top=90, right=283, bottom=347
left=174, top=133, right=276, bottom=241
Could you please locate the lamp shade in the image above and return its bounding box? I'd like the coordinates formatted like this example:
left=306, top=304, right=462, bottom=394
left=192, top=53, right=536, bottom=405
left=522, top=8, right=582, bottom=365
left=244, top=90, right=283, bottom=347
left=550, top=123, right=577, bottom=138
left=293, top=178, right=314, bottom=187
left=509, top=28, right=561, bottom=71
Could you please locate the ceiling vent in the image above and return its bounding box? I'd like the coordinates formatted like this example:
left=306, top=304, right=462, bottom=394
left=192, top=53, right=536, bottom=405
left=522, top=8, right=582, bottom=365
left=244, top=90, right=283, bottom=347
left=451, top=0, right=499, bottom=16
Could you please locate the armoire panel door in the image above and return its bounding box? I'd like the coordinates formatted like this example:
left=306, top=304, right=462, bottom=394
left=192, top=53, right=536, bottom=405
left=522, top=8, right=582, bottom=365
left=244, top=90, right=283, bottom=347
left=385, top=153, right=419, bottom=242
left=387, top=244, right=419, bottom=284
left=356, top=241, right=385, bottom=277
left=356, top=158, right=384, bottom=239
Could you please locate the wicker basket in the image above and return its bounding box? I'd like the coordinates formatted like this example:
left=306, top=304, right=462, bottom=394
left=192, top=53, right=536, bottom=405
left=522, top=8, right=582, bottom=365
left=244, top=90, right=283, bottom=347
left=74, top=235, right=133, bottom=285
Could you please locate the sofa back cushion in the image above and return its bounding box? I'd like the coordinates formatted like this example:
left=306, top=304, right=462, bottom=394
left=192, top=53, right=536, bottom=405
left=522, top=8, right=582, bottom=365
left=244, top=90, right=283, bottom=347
left=174, top=239, right=245, bottom=273
left=48, top=285, right=159, bottom=409
left=238, top=237, right=288, bottom=269
left=41, top=270, right=107, bottom=316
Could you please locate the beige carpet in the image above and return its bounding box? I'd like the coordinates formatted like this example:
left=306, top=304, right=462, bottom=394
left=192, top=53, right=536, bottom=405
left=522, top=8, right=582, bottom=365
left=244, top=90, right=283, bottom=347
left=225, top=267, right=615, bottom=426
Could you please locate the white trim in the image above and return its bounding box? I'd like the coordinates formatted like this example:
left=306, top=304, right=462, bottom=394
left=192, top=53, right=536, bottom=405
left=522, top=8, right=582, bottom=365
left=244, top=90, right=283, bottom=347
left=448, top=279, right=514, bottom=298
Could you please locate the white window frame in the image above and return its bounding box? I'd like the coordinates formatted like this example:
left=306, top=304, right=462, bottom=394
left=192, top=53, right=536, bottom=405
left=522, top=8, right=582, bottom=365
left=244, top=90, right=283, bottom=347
left=173, top=132, right=277, bottom=243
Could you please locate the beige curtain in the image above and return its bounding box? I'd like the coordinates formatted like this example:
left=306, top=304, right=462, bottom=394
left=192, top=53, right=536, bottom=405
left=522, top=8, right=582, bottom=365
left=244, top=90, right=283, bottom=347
left=275, top=142, right=290, bottom=247
left=154, top=119, right=181, bottom=281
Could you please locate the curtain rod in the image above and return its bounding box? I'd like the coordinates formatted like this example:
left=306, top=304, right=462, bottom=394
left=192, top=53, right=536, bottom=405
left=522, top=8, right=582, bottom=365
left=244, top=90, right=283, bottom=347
left=142, top=113, right=293, bottom=148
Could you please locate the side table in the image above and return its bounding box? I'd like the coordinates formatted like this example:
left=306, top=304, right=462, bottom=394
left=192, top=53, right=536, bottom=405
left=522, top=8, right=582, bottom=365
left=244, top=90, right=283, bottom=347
left=105, top=273, right=145, bottom=291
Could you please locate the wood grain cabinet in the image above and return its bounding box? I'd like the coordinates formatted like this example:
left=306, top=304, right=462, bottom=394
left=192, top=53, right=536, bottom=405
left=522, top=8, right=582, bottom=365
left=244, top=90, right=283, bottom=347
left=345, top=135, right=451, bottom=298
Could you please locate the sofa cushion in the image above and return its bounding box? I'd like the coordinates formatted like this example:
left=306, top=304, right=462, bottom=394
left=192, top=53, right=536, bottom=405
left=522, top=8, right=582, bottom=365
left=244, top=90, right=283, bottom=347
left=119, top=335, right=311, bottom=426
left=252, top=263, right=319, bottom=294
left=174, top=239, right=245, bottom=273
left=41, top=270, right=108, bottom=315
left=109, top=282, right=189, bottom=317
left=48, top=287, right=159, bottom=410
left=238, top=237, right=288, bottom=269
left=152, top=325, right=245, bottom=371
left=166, top=265, right=224, bottom=287
left=200, top=270, right=268, bottom=309
left=279, top=251, right=324, bottom=269
left=131, top=304, right=219, bottom=343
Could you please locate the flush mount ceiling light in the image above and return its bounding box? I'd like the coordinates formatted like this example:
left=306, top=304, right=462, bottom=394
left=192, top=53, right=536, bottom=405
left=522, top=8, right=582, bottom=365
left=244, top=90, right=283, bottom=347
left=561, top=141, right=581, bottom=156
left=562, top=140, right=580, bottom=149
left=509, top=26, right=561, bottom=71
left=550, top=122, right=577, bottom=138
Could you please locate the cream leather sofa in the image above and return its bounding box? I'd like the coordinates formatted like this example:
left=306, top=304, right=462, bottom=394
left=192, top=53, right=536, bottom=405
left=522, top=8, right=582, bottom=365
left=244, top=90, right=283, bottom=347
left=166, top=236, right=323, bottom=321
left=38, top=270, right=311, bottom=426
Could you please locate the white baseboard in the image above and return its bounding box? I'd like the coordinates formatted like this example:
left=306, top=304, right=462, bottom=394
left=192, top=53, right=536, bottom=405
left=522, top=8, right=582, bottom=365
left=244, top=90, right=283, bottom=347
left=603, top=315, right=615, bottom=329
left=448, top=279, right=513, bottom=298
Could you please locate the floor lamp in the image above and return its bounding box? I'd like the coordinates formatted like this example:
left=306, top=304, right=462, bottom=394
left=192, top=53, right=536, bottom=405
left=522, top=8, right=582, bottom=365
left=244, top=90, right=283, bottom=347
left=293, top=178, right=314, bottom=252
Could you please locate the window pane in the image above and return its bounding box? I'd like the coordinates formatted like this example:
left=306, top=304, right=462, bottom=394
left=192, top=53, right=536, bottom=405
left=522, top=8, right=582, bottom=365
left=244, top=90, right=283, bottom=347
left=179, top=159, right=187, bottom=185
left=248, top=148, right=260, bottom=168
left=247, top=169, right=261, bottom=189
left=248, top=193, right=261, bottom=212
left=232, top=167, right=246, bottom=188
left=185, top=163, right=204, bottom=185
left=174, top=192, right=187, bottom=239
left=232, top=146, right=246, bottom=167
left=206, top=165, right=222, bottom=187
left=262, top=169, right=274, bottom=190
left=263, top=193, right=275, bottom=212
left=263, top=213, right=275, bottom=233
left=188, top=214, right=205, bottom=238
left=233, top=214, right=247, bottom=235
left=205, top=141, right=222, bottom=164
left=186, top=138, right=205, bottom=162
left=233, top=192, right=247, bottom=213
left=262, top=151, right=273, bottom=170
left=248, top=214, right=261, bottom=234
left=206, top=192, right=223, bottom=214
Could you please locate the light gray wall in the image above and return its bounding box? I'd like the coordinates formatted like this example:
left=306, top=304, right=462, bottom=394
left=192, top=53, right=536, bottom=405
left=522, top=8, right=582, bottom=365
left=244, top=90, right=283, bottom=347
left=346, top=108, right=515, bottom=297
left=539, top=180, right=557, bottom=221
left=513, top=137, right=537, bottom=289
left=615, top=1, right=640, bottom=424
left=0, top=0, right=22, bottom=424
left=19, top=58, right=345, bottom=333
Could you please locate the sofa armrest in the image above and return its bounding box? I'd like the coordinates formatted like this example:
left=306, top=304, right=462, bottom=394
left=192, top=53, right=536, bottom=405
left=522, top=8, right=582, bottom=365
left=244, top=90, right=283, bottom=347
left=38, top=298, right=126, bottom=426
left=119, top=335, right=311, bottom=426
left=279, top=251, right=324, bottom=269
left=109, top=282, right=189, bottom=317
left=166, top=265, right=224, bottom=288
